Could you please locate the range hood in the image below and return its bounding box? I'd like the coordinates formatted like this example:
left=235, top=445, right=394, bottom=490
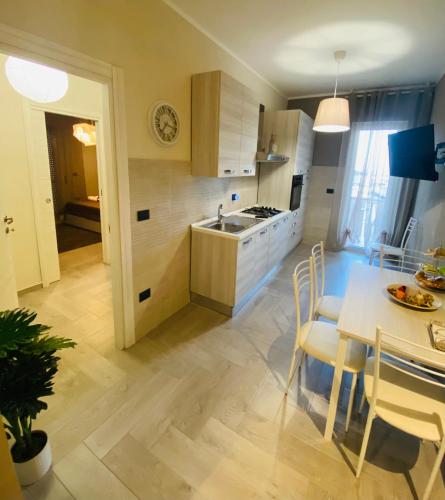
left=256, top=153, right=289, bottom=164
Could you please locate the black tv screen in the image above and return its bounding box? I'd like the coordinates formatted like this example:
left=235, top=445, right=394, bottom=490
left=388, top=124, right=438, bottom=181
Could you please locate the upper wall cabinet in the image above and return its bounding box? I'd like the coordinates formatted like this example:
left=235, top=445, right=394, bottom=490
left=191, top=70, right=259, bottom=177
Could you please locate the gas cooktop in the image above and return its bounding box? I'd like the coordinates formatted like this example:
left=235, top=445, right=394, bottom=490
left=241, top=206, right=282, bottom=218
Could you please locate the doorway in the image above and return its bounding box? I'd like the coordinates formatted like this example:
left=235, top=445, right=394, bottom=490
left=45, top=112, right=105, bottom=254
left=0, top=40, right=133, bottom=348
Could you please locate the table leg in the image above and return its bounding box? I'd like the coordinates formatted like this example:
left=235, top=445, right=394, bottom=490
left=324, top=333, right=347, bottom=441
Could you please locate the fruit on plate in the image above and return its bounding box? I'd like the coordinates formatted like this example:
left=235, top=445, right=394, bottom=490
left=388, top=284, right=435, bottom=307
left=420, top=263, right=445, bottom=276
left=395, top=285, right=406, bottom=300
left=415, top=270, right=445, bottom=290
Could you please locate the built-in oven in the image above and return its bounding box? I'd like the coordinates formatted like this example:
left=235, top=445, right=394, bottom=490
left=289, top=174, right=304, bottom=210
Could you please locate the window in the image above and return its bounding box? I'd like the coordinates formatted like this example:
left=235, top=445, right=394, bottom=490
left=344, top=124, right=403, bottom=249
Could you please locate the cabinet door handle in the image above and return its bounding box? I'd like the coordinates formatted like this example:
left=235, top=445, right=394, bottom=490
left=291, top=231, right=296, bottom=237
left=243, top=237, right=253, bottom=246
left=272, top=223, right=279, bottom=229
left=224, top=169, right=234, bottom=174
left=292, top=222, right=297, bottom=227
left=260, top=229, right=267, bottom=235
left=243, top=169, right=252, bottom=174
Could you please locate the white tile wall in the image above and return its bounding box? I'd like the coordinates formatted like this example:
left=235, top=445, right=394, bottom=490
left=303, top=165, right=338, bottom=244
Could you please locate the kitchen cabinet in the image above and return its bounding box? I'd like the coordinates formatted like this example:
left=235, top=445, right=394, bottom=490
left=258, top=109, right=314, bottom=209
left=191, top=212, right=297, bottom=316
left=191, top=70, right=259, bottom=178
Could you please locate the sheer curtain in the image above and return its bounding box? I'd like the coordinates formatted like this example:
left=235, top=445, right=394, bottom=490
left=327, top=87, right=435, bottom=251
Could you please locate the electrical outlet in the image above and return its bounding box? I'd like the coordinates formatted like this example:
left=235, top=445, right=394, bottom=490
left=139, top=288, right=151, bottom=302
left=326, top=188, right=335, bottom=194
left=137, top=209, right=150, bottom=221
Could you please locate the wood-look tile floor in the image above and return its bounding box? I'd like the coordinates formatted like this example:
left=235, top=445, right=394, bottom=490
left=19, top=242, right=445, bottom=499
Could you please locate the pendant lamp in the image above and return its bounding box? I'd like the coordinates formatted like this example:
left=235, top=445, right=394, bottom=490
left=313, top=51, right=350, bottom=133
left=73, top=123, right=96, bottom=146
left=5, top=56, right=68, bottom=103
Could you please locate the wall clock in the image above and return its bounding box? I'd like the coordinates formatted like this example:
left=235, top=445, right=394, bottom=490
left=149, top=101, right=180, bottom=146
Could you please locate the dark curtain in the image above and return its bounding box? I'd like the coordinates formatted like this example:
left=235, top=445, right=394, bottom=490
left=327, top=86, right=435, bottom=250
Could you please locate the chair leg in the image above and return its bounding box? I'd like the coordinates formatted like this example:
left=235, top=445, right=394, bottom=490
left=359, top=348, right=369, bottom=414
left=358, top=390, right=366, bottom=414
left=422, top=437, right=445, bottom=500
left=368, top=250, right=375, bottom=266
left=285, top=348, right=303, bottom=395
left=345, top=372, right=357, bottom=432
left=356, top=410, right=375, bottom=477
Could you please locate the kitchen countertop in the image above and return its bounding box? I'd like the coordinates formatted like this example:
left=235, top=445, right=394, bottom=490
left=191, top=206, right=291, bottom=240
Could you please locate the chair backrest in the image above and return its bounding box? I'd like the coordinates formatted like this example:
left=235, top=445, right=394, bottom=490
left=379, top=247, right=435, bottom=274
left=369, top=326, right=445, bottom=413
left=311, top=241, right=325, bottom=301
left=400, top=217, right=417, bottom=250
left=293, top=258, right=315, bottom=348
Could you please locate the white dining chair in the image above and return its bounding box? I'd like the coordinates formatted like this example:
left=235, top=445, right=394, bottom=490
left=312, top=241, right=343, bottom=322
left=369, top=217, right=417, bottom=267
left=378, top=247, right=435, bottom=275
left=356, top=327, right=445, bottom=500
left=286, top=257, right=367, bottom=432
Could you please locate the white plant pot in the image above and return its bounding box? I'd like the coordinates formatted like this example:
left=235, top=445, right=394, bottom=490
left=13, top=431, right=52, bottom=486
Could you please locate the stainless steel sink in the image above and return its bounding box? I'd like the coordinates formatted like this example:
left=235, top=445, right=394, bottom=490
left=202, top=215, right=261, bottom=234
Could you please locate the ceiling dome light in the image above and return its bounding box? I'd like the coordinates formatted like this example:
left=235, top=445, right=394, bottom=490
left=5, top=56, right=68, bottom=103
left=73, top=123, right=96, bottom=146
left=313, top=51, right=350, bottom=133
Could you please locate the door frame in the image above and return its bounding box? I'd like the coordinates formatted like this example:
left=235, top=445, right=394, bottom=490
left=23, top=103, right=112, bottom=270
left=0, top=22, right=135, bottom=349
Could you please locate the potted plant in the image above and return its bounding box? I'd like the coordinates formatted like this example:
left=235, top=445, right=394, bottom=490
left=0, top=308, right=76, bottom=486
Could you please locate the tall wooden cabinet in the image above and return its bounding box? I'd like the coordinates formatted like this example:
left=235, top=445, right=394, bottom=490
left=257, top=109, right=315, bottom=246
left=191, top=70, right=259, bottom=177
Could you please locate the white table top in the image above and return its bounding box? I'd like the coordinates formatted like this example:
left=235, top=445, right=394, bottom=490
left=338, top=262, right=445, bottom=368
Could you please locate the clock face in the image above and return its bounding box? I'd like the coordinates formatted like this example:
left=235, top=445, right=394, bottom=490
left=150, top=102, right=180, bottom=145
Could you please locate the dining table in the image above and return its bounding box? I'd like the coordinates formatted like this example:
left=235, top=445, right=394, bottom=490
left=324, top=261, right=445, bottom=442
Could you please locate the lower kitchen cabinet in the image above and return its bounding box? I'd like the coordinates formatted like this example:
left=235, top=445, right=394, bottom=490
left=191, top=212, right=302, bottom=316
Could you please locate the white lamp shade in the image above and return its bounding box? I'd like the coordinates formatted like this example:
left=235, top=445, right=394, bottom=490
left=313, top=97, right=350, bottom=133
left=73, top=123, right=96, bottom=146
left=5, top=56, right=68, bottom=103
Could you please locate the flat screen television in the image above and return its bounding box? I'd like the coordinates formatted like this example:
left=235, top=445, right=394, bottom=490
left=388, top=124, right=438, bottom=181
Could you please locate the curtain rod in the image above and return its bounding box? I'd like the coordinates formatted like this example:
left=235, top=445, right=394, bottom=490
left=353, top=82, right=435, bottom=95
left=288, top=82, right=435, bottom=100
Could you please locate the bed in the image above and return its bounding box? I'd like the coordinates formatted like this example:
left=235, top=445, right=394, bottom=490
left=64, top=199, right=101, bottom=233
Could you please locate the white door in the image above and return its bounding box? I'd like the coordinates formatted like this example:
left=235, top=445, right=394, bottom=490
left=23, top=107, right=60, bottom=286
left=0, top=204, right=19, bottom=310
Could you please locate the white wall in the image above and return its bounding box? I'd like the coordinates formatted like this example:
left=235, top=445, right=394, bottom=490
left=0, top=63, right=41, bottom=291
left=0, top=52, right=103, bottom=291
left=412, top=74, right=445, bottom=250
left=303, top=165, right=338, bottom=244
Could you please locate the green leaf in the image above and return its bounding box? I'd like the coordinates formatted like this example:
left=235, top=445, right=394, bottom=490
left=0, top=308, right=76, bottom=459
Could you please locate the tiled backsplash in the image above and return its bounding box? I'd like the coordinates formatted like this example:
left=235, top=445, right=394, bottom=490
left=129, top=158, right=258, bottom=339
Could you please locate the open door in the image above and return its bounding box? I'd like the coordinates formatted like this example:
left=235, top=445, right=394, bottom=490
left=23, top=108, right=60, bottom=286
left=0, top=201, right=19, bottom=310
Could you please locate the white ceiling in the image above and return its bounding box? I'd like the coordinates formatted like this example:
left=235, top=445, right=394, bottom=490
left=165, top=0, right=445, bottom=97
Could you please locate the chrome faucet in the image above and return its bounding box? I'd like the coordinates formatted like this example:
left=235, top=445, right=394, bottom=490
left=217, top=204, right=224, bottom=224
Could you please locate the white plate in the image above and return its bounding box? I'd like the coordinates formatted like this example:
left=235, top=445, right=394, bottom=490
left=386, top=283, right=442, bottom=311
left=414, top=275, right=445, bottom=293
